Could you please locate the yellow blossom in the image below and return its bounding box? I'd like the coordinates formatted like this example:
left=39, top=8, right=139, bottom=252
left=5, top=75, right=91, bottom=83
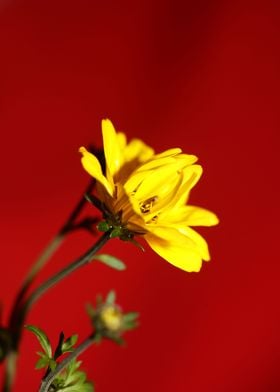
left=99, top=306, right=123, bottom=332
left=79, top=119, right=219, bottom=272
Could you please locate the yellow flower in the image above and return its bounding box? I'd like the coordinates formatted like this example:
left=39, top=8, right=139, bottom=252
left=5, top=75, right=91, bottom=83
left=79, top=119, right=219, bottom=272
left=99, top=306, right=123, bottom=332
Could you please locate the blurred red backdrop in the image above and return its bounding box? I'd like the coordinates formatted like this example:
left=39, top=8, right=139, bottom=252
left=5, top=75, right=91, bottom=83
left=0, top=0, right=279, bottom=391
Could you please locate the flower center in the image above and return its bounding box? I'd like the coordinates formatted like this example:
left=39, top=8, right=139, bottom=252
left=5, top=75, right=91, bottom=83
left=100, top=306, right=123, bottom=332
left=139, top=196, right=157, bottom=214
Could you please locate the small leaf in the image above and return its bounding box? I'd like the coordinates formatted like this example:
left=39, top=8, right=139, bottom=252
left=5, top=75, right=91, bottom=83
left=93, top=254, right=126, bottom=271
left=36, top=351, right=46, bottom=358
left=112, top=336, right=125, bottom=345
left=62, top=383, right=93, bottom=392
left=128, top=238, right=145, bottom=251
left=106, top=291, right=116, bottom=305
left=86, top=303, right=96, bottom=319
left=62, top=334, right=78, bottom=353
left=57, top=359, right=94, bottom=391
left=35, top=355, right=50, bottom=370
left=49, top=358, right=57, bottom=371
left=25, top=325, right=52, bottom=358
left=122, top=312, right=139, bottom=322
left=123, top=321, right=138, bottom=331
left=122, top=312, right=139, bottom=331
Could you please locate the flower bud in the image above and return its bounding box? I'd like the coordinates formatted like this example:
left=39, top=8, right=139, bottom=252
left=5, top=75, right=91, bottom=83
left=87, top=291, right=138, bottom=344
left=99, top=305, right=123, bottom=333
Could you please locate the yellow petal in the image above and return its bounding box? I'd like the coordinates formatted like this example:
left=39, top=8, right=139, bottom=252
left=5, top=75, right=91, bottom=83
left=129, top=155, right=193, bottom=199
left=152, top=148, right=182, bottom=159
left=133, top=149, right=182, bottom=173
left=124, top=138, right=154, bottom=162
left=135, top=151, right=197, bottom=173
left=173, top=165, right=203, bottom=206
left=145, top=226, right=203, bottom=272
left=176, top=153, right=198, bottom=165
left=102, top=119, right=124, bottom=178
left=151, top=149, right=197, bottom=164
left=116, top=132, right=127, bottom=150
left=133, top=163, right=183, bottom=201
left=134, top=156, right=181, bottom=172
left=184, top=206, right=219, bottom=226
left=79, top=147, right=113, bottom=196
left=178, top=226, right=210, bottom=261
left=159, top=205, right=219, bottom=227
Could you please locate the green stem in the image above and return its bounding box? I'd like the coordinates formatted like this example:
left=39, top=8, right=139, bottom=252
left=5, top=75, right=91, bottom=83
left=2, top=351, right=17, bottom=392
left=2, top=234, right=64, bottom=392
left=2, top=181, right=96, bottom=392
left=39, top=334, right=95, bottom=392
left=10, top=234, right=64, bottom=321
left=2, top=232, right=110, bottom=392
left=22, top=231, right=111, bottom=322
left=22, top=234, right=64, bottom=290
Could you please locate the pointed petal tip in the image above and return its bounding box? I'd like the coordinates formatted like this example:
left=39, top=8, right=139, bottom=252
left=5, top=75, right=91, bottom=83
left=206, top=212, right=219, bottom=226
left=79, top=146, right=87, bottom=155
left=102, top=118, right=109, bottom=123
left=102, top=118, right=114, bottom=128
left=213, top=214, right=220, bottom=225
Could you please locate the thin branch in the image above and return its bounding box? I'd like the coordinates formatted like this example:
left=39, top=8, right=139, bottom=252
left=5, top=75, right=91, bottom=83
left=2, top=180, right=96, bottom=392
left=19, top=231, right=111, bottom=328
left=39, top=334, right=95, bottom=392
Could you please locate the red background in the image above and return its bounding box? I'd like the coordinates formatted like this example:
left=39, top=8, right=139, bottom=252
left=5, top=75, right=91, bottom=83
left=0, top=0, right=279, bottom=391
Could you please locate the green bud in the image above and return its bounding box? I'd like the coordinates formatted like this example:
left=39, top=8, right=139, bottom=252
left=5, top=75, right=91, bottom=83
left=97, top=221, right=110, bottom=232
left=87, top=292, right=139, bottom=343
left=110, top=227, right=122, bottom=238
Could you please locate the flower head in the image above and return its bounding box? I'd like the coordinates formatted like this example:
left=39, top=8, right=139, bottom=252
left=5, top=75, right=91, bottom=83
left=79, top=119, right=218, bottom=272
left=99, top=306, right=123, bottom=332
left=87, top=291, right=138, bottom=343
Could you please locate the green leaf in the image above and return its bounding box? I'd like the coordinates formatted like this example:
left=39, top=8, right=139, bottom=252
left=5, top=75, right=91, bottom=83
left=106, top=290, right=116, bottom=305
left=62, top=383, right=93, bottom=392
left=93, top=254, right=126, bottom=271
left=37, top=350, right=47, bottom=358
left=35, top=355, right=50, bottom=370
left=25, top=325, right=52, bottom=358
left=122, top=321, right=138, bottom=331
left=111, top=335, right=125, bottom=345
left=122, top=312, right=139, bottom=322
left=85, top=303, right=96, bottom=319
left=56, top=359, right=94, bottom=392
left=62, top=334, right=78, bottom=353
left=49, top=358, right=57, bottom=371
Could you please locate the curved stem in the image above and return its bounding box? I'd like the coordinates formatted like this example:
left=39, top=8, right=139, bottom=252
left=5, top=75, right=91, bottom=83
left=9, top=234, right=64, bottom=325
left=2, top=181, right=96, bottom=392
left=2, top=232, right=110, bottom=392
left=2, top=352, right=17, bottom=392
left=23, top=231, right=111, bottom=315
left=39, top=334, right=95, bottom=392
